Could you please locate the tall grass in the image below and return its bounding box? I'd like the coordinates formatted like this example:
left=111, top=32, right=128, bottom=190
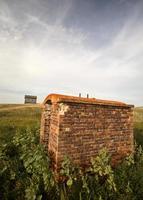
left=134, top=107, right=143, bottom=146
left=0, top=105, right=41, bottom=144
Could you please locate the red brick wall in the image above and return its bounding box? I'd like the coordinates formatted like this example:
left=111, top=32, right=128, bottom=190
left=40, top=97, right=134, bottom=169
left=57, top=103, right=134, bottom=167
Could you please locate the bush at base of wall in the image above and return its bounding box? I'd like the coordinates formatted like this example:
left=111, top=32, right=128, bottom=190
left=1, top=128, right=143, bottom=200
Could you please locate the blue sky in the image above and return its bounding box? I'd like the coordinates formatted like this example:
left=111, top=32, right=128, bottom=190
left=0, top=0, right=143, bottom=105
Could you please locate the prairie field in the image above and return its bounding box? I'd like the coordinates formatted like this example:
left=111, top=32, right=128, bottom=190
left=134, top=107, right=143, bottom=146
left=0, top=104, right=41, bottom=127
left=0, top=104, right=41, bottom=144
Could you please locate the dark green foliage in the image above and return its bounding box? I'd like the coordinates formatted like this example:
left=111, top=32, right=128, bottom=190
left=0, top=128, right=56, bottom=200
left=134, top=127, right=143, bottom=146
left=1, top=128, right=143, bottom=200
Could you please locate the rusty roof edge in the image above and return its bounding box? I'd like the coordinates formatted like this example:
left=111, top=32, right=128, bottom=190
left=43, top=93, right=134, bottom=108
left=57, top=99, right=134, bottom=108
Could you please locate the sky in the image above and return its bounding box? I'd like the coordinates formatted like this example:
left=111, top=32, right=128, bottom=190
left=0, top=0, right=143, bottom=105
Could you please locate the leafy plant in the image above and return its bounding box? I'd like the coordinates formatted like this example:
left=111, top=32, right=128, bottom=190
left=1, top=127, right=143, bottom=200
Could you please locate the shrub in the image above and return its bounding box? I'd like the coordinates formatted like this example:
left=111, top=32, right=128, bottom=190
left=1, top=128, right=143, bottom=200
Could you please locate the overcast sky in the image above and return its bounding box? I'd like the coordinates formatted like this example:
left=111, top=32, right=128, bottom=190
left=0, top=0, right=143, bottom=105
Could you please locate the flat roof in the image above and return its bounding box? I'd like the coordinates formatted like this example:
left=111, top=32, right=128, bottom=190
left=43, top=94, right=134, bottom=108
left=25, top=95, right=37, bottom=99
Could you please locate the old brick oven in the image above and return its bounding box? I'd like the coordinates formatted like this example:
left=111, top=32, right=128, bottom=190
left=40, top=94, right=134, bottom=169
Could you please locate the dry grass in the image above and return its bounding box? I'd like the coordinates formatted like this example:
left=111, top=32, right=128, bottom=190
left=0, top=104, right=42, bottom=144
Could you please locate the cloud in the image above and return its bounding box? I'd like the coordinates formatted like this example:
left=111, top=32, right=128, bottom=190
left=0, top=1, right=91, bottom=103
left=0, top=0, right=143, bottom=105
left=86, top=2, right=143, bottom=102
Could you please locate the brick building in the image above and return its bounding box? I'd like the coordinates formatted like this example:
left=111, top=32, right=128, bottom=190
left=40, top=93, right=134, bottom=169
left=24, top=95, right=37, bottom=104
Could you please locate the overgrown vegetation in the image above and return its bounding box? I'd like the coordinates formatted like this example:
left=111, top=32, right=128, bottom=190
left=0, top=104, right=143, bottom=199
left=1, top=128, right=143, bottom=200
left=134, top=107, right=143, bottom=146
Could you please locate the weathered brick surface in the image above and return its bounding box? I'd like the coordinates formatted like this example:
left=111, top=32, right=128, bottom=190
left=40, top=94, right=134, bottom=169
left=40, top=103, right=51, bottom=149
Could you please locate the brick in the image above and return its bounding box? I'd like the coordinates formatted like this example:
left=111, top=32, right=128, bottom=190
left=40, top=94, right=134, bottom=169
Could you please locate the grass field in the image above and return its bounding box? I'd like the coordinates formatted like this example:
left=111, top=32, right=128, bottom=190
left=0, top=104, right=143, bottom=145
left=0, top=104, right=41, bottom=127
left=0, top=104, right=41, bottom=144
left=134, top=107, right=143, bottom=146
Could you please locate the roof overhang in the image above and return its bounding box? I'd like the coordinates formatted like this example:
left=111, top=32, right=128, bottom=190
left=43, top=93, right=134, bottom=108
